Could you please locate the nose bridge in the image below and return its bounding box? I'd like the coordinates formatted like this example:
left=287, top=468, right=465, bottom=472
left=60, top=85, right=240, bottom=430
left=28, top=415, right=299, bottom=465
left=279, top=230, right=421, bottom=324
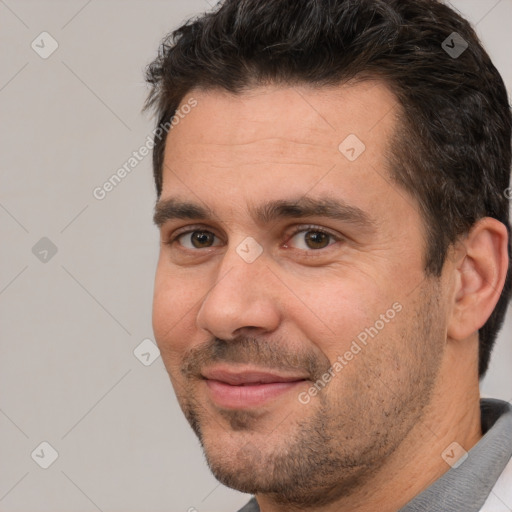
left=196, top=243, right=280, bottom=339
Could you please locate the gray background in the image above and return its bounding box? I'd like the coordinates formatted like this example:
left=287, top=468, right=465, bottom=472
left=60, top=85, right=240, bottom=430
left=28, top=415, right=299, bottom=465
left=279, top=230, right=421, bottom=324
left=0, top=1, right=511, bottom=511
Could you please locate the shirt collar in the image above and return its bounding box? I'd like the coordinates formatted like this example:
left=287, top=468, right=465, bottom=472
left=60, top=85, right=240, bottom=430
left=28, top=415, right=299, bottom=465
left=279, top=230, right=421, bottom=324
left=400, top=398, right=512, bottom=512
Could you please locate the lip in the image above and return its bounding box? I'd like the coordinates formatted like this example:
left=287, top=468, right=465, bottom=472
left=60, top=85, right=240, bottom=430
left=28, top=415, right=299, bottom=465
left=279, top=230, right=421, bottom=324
left=201, top=367, right=309, bottom=409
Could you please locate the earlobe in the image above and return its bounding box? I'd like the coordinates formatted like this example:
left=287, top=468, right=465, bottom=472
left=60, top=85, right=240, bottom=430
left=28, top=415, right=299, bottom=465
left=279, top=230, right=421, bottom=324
left=447, top=217, right=509, bottom=341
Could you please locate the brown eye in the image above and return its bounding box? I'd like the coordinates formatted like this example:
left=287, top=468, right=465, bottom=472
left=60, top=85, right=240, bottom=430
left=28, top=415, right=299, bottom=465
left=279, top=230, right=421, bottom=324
left=288, top=228, right=337, bottom=250
left=304, top=231, right=331, bottom=249
left=178, top=230, right=219, bottom=249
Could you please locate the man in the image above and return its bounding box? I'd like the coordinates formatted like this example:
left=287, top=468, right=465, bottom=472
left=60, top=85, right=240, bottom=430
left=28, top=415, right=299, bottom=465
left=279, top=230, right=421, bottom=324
left=145, top=0, right=512, bottom=510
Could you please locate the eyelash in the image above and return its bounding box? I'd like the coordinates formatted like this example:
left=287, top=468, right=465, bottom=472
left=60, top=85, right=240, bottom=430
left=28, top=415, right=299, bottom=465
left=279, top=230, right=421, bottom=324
left=285, top=225, right=341, bottom=250
left=164, top=224, right=342, bottom=253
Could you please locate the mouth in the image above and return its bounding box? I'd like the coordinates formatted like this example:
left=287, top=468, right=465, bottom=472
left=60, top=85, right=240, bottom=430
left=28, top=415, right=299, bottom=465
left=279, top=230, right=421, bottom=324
left=201, top=367, right=309, bottom=409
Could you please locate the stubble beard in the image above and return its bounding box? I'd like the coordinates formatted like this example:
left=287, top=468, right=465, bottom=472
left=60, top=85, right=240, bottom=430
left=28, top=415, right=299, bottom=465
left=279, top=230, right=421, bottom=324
left=173, top=281, right=445, bottom=507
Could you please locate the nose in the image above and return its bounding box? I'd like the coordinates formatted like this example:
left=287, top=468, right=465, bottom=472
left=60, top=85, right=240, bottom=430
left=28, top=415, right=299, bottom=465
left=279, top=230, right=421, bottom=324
left=195, top=246, right=281, bottom=340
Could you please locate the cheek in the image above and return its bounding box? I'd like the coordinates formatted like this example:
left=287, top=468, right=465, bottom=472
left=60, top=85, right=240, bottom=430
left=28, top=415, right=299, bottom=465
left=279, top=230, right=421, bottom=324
left=287, top=272, right=387, bottom=357
left=152, top=268, right=201, bottom=362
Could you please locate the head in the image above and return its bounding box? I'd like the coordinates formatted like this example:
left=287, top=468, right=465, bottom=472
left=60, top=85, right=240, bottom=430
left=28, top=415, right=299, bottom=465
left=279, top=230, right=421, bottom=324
left=146, top=0, right=511, bottom=505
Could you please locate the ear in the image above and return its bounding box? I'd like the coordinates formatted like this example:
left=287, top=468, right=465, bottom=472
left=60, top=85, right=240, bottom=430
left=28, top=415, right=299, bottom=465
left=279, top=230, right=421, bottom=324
left=447, top=217, right=509, bottom=341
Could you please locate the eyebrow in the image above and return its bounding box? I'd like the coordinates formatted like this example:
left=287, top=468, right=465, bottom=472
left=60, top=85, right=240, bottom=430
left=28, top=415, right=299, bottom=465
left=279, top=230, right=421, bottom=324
left=153, top=196, right=376, bottom=230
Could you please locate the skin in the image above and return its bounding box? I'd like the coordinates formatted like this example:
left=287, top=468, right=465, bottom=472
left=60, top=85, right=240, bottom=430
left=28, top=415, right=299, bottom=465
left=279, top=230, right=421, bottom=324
left=151, top=81, right=509, bottom=511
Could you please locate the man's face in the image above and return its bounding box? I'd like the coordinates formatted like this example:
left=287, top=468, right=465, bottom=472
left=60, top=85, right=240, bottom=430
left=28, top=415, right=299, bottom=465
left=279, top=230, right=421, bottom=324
left=152, top=82, right=449, bottom=504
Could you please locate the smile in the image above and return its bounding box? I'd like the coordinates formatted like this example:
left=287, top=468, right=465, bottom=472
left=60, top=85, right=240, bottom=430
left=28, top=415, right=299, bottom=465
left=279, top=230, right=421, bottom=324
left=201, top=367, right=308, bottom=409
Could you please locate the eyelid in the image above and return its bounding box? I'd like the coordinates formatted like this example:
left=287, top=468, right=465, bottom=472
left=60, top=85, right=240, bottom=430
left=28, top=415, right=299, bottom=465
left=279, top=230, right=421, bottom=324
left=164, top=224, right=221, bottom=244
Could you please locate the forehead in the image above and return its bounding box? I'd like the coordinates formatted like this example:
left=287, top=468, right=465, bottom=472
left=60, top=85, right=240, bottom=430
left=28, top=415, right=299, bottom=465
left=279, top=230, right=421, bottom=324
left=159, top=81, right=405, bottom=224
left=167, top=81, right=398, bottom=150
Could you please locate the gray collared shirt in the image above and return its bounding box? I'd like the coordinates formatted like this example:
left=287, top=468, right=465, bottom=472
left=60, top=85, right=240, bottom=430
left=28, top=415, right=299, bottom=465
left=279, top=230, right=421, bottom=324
left=236, top=398, right=512, bottom=512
